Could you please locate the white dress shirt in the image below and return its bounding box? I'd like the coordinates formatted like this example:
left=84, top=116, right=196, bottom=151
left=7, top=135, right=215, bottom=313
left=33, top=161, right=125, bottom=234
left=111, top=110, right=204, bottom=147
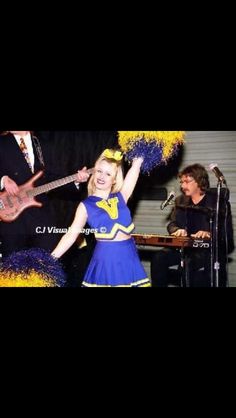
left=14, top=132, right=35, bottom=171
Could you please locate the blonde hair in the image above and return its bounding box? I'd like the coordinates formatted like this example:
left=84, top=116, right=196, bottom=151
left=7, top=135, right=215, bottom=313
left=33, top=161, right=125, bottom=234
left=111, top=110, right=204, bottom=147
left=88, top=150, right=124, bottom=196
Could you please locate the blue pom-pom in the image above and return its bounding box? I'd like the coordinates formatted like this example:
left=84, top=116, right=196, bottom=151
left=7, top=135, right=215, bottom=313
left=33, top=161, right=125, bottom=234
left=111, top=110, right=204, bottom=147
left=2, top=248, right=66, bottom=287
left=125, top=139, right=164, bottom=173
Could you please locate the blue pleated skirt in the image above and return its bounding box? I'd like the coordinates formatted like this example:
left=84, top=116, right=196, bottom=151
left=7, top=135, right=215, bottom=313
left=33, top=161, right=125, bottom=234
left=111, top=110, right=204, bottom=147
left=82, top=238, right=150, bottom=287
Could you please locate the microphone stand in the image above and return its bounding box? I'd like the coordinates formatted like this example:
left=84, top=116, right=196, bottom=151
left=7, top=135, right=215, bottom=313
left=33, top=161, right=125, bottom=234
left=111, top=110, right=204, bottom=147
left=214, top=180, right=223, bottom=287
left=209, top=213, right=214, bottom=288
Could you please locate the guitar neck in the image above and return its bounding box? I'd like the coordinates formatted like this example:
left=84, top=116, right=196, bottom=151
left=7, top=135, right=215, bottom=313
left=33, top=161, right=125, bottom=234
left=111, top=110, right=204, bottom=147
left=30, top=169, right=93, bottom=197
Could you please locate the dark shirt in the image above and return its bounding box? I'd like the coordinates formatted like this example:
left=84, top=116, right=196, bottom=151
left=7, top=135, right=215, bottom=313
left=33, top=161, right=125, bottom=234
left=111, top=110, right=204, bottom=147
left=167, top=190, right=234, bottom=254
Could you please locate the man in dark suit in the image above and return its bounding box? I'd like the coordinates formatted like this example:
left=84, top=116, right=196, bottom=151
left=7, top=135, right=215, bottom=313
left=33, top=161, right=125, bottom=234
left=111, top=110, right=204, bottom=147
left=0, top=131, right=90, bottom=259
left=151, top=164, right=234, bottom=287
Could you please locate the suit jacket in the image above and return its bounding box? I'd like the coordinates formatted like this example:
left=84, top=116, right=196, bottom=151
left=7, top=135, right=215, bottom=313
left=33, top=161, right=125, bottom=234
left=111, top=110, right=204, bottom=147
left=0, top=132, right=82, bottom=231
left=0, top=133, right=54, bottom=234
left=0, top=132, right=45, bottom=188
left=0, top=133, right=76, bottom=201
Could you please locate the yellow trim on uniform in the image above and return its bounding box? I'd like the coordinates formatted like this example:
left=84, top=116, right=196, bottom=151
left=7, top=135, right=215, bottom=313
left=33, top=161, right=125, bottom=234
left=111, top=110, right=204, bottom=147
left=139, top=283, right=151, bottom=287
left=82, top=278, right=150, bottom=287
left=95, top=223, right=135, bottom=239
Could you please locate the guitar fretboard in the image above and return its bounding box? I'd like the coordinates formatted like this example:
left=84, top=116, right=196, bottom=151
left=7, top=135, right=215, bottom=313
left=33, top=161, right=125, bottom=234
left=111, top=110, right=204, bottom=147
left=29, top=168, right=93, bottom=197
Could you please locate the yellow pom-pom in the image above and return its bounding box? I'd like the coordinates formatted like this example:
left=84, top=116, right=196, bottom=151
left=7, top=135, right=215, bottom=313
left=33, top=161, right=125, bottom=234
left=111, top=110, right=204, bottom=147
left=118, top=131, right=185, bottom=159
left=0, top=270, right=56, bottom=287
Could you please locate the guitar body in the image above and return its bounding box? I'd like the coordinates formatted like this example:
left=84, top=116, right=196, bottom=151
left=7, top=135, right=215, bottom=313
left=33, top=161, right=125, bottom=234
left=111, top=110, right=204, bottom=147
left=0, top=171, right=44, bottom=223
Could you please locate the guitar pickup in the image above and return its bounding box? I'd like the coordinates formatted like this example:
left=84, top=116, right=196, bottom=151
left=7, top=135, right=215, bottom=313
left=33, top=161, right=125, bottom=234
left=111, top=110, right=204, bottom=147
left=0, top=199, right=5, bottom=210
left=6, top=196, right=14, bottom=208
left=17, top=196, right=23, bottom=204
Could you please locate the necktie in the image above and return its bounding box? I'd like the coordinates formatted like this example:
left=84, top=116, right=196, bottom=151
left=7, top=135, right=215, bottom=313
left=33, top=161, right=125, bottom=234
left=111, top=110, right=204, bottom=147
left=19, top=137, right=34, bottom=173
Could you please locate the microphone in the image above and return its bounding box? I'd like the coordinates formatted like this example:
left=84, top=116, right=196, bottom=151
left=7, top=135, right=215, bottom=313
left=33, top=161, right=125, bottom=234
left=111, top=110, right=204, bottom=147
left=208, top=163, right=227, bottom=185
left=160, top=191, right=175, bottom=210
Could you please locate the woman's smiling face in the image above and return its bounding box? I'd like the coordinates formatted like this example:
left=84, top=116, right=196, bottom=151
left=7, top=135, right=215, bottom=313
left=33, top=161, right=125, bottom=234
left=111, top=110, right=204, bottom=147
left=94, top=160, right=117, bottom=192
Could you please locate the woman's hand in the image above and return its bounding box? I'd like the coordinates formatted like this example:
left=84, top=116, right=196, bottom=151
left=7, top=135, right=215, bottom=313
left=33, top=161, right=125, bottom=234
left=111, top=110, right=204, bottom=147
left=132, top=156, right=144, bottom=166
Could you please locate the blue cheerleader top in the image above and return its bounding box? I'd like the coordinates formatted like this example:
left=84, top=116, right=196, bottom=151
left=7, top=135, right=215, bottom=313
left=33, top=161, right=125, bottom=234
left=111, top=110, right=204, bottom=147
left=82, top=192, right=135, bottom=240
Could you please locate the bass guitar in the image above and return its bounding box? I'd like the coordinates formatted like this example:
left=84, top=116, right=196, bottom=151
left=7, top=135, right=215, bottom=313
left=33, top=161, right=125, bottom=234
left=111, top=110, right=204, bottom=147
left=0, top=169, right=93, bottom=223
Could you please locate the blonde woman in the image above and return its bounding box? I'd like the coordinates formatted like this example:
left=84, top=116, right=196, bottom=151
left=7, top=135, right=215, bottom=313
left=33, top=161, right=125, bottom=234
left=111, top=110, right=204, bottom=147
left=52, top=149, right=150, bottom=287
